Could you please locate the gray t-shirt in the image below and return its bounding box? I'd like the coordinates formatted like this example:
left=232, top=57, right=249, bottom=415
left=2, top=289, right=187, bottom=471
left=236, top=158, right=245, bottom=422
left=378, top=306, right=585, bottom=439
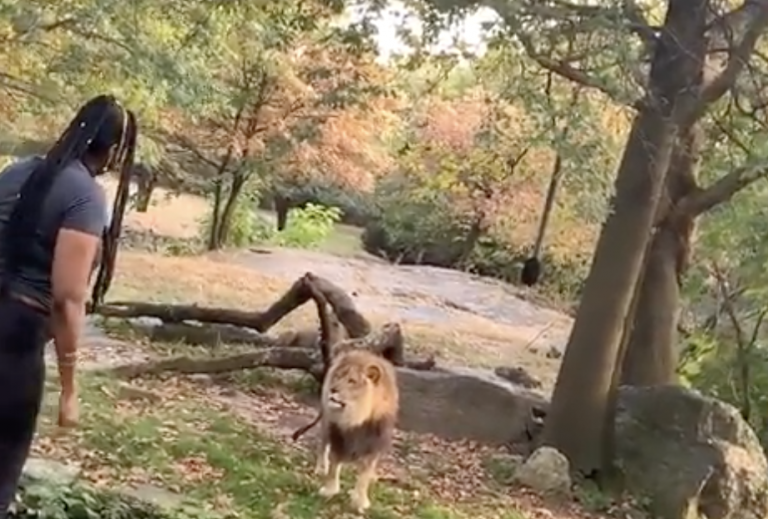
left=0, top=156, right=108, bottom=311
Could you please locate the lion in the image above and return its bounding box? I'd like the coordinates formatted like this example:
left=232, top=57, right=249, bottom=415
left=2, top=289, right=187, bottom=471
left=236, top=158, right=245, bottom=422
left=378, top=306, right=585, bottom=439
left=313, top=348, right=399, bottom=513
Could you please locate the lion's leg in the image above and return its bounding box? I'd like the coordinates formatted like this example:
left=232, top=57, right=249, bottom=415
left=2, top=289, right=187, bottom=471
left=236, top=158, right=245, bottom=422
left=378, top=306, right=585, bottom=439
left=314, top=430, right=330, bottom=476
left=318, top=450, right=342, bottom=497
left=349, top=455, right=379, bottom=512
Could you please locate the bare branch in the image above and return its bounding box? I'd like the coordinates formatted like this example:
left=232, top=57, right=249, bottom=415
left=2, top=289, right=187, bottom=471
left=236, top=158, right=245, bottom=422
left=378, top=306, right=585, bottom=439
left=676, top=157, right=768, bottom=217
left=0, top=72, right=57, bottom=103
left=699, top=0, right=768, bottom=107
left=713, top=115, right=751, bottom=155
left=0, top=16, right=77, bottom=44
left=515, top=32, right=641, bottom=108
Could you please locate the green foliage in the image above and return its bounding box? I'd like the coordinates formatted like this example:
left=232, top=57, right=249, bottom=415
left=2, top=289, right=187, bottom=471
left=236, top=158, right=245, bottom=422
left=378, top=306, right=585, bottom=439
left=197, top=200, right=341, bottom=250
left=197, top=192, right=273, bottom=249
left=265, top=179, right=378, bottom=226
left=679, top=173, right=768, bottom=445
left=573, top=481, right=616, bottom=513
left=272, top=203, right=343, bottom=249
left=13, top=482, right=216, bottom=519
left=364, top=173, right=588, bottom=305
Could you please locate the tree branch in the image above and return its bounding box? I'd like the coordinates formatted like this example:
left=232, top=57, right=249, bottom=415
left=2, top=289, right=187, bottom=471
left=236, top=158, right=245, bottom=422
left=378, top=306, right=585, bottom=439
left=675, top=157, right=768, bottom=217
left=422, top=0, right=651, bottom=108
left=699, top=0, right=768, bottom=109
left=0, top=16, right=78, bottom=44
left=515, top=32, right=641, bottom=109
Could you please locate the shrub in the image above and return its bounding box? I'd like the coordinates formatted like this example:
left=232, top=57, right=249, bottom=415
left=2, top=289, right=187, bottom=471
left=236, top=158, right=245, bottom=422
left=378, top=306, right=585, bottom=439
left=271, top=202, right=342, bottom=249
left=14, top=480, right=217, bottom=519
left=197, top=192, right=273, bottom=248
left=362, top=173, right=589, bottom=307
left=260, top=181, right=377, bottom=227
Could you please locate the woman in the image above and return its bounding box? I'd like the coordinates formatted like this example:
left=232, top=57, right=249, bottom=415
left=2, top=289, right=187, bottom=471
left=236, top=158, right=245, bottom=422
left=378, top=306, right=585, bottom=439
left=0, top=95, right=137, bottom=515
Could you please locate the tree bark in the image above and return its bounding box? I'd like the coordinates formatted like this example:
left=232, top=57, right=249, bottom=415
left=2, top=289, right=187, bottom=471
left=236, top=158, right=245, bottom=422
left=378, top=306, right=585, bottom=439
left=541, top=0, right=709, bottom=476
left=274, top=193, right=290, bottom=231
left=621, top=124, right=703, bottom=386
left=133, top=163, right=156, bottom=213
left=217, top=170, right=248, bottom=247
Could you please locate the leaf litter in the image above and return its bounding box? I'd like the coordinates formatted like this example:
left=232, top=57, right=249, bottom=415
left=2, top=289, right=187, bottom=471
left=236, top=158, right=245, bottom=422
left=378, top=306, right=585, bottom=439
left=49, top=369, right=638, bottom=519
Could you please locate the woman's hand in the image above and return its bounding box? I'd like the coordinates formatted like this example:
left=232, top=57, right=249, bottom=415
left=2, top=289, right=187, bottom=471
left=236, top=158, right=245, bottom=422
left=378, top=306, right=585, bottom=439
left=58, top=389, right=79, bottom=428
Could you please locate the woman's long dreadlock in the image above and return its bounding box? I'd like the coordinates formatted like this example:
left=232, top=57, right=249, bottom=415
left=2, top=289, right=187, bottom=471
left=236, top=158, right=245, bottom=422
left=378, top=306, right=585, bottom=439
left=91, top=109, right=137, bottom=309
left=2, top=94, right=137, bottom=310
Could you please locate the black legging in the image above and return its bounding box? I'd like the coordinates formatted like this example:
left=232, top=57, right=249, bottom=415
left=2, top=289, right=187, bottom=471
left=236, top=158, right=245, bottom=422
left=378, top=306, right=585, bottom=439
left=0, top=296, right=48, bottom=516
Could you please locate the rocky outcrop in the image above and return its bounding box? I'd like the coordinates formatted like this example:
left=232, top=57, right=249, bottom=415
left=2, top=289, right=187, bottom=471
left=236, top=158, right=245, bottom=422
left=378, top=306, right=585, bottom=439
left=396, top=366, right=548, bottom=444
left=615, top=385, right=768, bottom=519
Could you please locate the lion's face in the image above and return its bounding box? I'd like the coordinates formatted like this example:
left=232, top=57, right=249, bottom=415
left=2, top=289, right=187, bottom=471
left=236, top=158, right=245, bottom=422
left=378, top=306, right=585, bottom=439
left=322, top=359, right=383, bottom=427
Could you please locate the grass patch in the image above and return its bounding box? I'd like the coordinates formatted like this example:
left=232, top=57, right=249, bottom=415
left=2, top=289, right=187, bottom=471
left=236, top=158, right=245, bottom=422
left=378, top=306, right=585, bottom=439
left=315, top=223, right=367, bottom=258
left=34, top=373, right=524, bottom=519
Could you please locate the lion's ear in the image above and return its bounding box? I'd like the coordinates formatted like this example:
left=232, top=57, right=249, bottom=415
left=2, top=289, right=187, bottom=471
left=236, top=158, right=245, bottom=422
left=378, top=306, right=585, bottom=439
left=365, top=364, right=382, bottom=384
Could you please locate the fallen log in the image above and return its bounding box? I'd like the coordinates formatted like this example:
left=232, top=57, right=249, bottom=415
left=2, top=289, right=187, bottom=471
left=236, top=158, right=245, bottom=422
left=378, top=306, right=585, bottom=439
left=95, top=271, right=438, bottom=384
left=95, top=272, right=370, bottom=337
left=109, top=347, right=320, bottom=379
left=135, top=322, right=277, bottom=347
left=125, top=322, right=343, bottom=349
left=106, top=348, right=436, bottom=382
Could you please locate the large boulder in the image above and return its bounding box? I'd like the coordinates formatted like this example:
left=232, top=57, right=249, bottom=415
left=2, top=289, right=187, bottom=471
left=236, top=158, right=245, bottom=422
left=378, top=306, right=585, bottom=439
left=396, top=366, right=548, bottom=444
left=615, top=385, right=768, bottom=519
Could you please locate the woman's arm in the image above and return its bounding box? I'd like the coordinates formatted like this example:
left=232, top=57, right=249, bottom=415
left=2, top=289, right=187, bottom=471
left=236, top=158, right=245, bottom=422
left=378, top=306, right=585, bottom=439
left=51, top=228, right=101, bottom=395
left=50, top=177, right=108, bottom=396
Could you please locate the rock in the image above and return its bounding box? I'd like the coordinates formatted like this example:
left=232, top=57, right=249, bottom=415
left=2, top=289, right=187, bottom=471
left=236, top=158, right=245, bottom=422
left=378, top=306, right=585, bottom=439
left=494, top=366, right=543, bottom=389
left=615, top=385, right=768, bottom=519
left=513, top=446, right=572, bottom=495
left=545, top=346, right=562, bottom=359
left=22, top=458, right=79, bottom=487
left=396, top=366, right=548, bottom=444
left=121, top=484, right=183, bottom=510
left=187, top=373, right=214, bottom=386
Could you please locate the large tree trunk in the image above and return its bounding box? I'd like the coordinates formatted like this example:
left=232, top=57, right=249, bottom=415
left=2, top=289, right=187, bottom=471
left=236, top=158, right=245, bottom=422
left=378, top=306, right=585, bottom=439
left=621, top=124, right=703, bottom=386
left=133, top=163, right=156, bottom=213
left=541, top=0, right=709, bottom=476
left=457, top=214, right=485, bottom=270
left=207, top=178, right=224, bottom=251
left=216, top=170, right=248, bottom=247
left=274, top=194, right=290, bottom=231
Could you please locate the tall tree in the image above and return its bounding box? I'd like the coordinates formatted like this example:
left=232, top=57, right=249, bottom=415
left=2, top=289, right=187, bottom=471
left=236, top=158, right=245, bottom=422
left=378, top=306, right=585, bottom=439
left=149, top=0, right=383, bottom=249
left=405, top=0, right=768, bottom=474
